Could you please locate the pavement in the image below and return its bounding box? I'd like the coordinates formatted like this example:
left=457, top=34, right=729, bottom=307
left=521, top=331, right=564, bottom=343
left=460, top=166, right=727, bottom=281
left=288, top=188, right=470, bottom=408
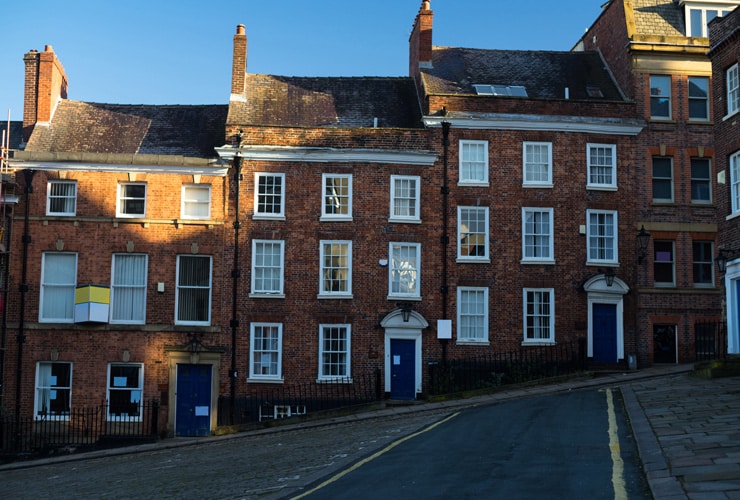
left=1, top=363, right=739, bottom=499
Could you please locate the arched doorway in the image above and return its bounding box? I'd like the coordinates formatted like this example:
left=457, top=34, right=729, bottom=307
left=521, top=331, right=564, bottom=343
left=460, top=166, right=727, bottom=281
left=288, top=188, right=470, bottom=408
left=379, top=308, right=428, bottom=400
left=583, top=274, right=629, bottom=364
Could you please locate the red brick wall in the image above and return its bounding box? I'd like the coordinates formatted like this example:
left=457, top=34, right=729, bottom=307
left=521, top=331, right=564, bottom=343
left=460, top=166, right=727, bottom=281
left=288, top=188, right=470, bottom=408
left=4, top=169, right=229, bottom=417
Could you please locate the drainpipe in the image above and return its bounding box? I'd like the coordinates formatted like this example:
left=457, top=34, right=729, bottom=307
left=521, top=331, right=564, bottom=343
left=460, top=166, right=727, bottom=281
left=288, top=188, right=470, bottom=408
left=440, top=122, right=451, bottom=365
left=229, top=132, right=243, bottom=424
left=16, top=169, right=36, bottom=422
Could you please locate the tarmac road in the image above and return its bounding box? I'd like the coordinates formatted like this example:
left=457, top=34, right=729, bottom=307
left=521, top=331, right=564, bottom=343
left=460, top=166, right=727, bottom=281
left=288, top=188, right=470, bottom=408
left=1, top=363, right=739, bottom=499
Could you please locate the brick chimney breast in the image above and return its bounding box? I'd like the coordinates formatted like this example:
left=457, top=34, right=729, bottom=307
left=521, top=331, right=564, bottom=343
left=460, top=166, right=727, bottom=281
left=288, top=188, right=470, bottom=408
left=231, top=24, right=248, bottom=102
left=409, top=0, right=434, bottom=77
left=22, top=44, right=68, bottom=142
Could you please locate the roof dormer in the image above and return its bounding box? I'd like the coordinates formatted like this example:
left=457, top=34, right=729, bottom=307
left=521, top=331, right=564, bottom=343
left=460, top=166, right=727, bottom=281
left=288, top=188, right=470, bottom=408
left=677, top=0, right=739, bottom=37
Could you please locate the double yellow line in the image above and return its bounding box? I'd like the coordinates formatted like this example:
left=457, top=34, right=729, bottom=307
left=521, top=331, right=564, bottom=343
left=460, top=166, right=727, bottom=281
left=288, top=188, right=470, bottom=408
left=291, top=412, right=461, bottom=499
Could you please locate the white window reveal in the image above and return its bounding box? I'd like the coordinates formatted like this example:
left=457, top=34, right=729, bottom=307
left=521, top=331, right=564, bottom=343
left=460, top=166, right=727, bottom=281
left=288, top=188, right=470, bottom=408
left=389, top=242, right=421, bottom=298
left=587, top=144, right=617, bottom=189
left=249, top=323, right=283, bottom=381
left=523, top=142, right=552, bottom=187
left=318, top=324, right=351, bottom=381
left=390, top=175, right=421, bottom=222
left=459, top=140, right=488, bottom=185
left=47, top=180, right=77, bottom=216
left=35, top=362, right=72, bottom=419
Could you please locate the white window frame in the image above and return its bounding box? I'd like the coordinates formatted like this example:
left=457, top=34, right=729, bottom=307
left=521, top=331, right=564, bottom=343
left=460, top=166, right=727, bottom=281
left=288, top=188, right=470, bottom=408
left=175, top=255, right=212, bottom=326
left=181, top=184, right=211, bottom=220
left=254, top=173, right=285, bottom=219
left=389, top=242, right=421, bottom=298
left=523, top=288, right=555, bottom=345
left=654, top=240, right=676, bottom=287
left=318, top=324, right=351, bottom=381
left=35, top=362, right=72, bottom=420
left=319, top=240, right=352, bottom=298
left=110, top=253, right=148, bottom=325
left=650, top=75, right=672, bottom=120
left=116, top=182, right=147, bottom=218
left=690, top=158, right=712, bottom=204
left=46, top=180, right=77, bottom=216
left=688, top=76, right=710, bottom=121
left=586, top=210, right=618, bottom=265
left=522, top=142, right=552, bottom=187
left=522, top=208, right=554, bottom=263
left=456, top=287, right=489, bottom=344
left=390, top=175, right=421, bottom=223
left=107, top=363, right=144, bottom=421
left=40, top=252, right=77, bottom=323
left=249, top=323, right=283, bottom=382
left=587, top=143, right=617, bottom=190
left=457, top=206, right=490, bottom=262
left=458, top=140, right=489, bottom=186
left=321, top=174, right=352, bottom=221
left=251, top=240, right=285, bottom=296
left=731, top=151, right=740, bottom=214
left=652, top=157, right=674, bottom=203
left=685, top=5, right=734, bottom=37
left=728, top=63, right=739, bottom=117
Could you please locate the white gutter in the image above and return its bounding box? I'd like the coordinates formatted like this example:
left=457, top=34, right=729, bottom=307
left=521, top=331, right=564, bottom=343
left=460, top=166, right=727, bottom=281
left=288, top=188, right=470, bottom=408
left=215, top=145, right=438, bottom=166
left=423, top=114, right=644, bottom=136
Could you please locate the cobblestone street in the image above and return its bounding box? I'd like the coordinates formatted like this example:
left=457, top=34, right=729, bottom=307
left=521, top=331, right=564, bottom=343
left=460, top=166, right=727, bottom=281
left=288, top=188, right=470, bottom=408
left=0, top=409, right=453, bottom=499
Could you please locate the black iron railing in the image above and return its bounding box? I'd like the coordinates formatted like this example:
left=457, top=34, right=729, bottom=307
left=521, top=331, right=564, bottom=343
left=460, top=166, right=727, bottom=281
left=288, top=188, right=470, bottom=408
left=218, top=369, right=381, bottom=426
left=0, top=400, right=159, bottom=461
left=427, top=340, right=585, bottom=396
left=695, top=321, right=728, bottom=361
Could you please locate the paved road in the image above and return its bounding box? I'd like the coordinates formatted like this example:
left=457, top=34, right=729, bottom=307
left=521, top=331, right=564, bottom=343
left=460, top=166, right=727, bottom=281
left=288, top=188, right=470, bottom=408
left=298, top=389, right=650, bottom=499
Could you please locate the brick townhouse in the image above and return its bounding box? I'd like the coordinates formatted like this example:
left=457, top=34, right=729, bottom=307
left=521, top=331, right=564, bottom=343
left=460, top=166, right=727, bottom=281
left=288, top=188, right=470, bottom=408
left=1, top=0, right=733, bottom=439
left=4, top=45, right=230, bottom=437
left=218, top=0, right=642, bottom=411
left=577, top=0, right=738, bottom=363
left=406, top=2, right=643, bottom=370
left=710, top=7, right=740, bottom=355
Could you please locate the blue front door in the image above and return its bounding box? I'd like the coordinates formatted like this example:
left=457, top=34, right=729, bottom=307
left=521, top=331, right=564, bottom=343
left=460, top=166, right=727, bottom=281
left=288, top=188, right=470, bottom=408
left=593, top=304, right=618, bottom=363
left=390, top=339, right=416, bottom=400
left=176, top=364, right=212, bottom=437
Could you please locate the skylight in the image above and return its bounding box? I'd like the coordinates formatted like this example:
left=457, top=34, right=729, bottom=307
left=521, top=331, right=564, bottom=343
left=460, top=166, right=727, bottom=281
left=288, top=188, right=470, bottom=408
left=473, top=84, right=528, bottom=97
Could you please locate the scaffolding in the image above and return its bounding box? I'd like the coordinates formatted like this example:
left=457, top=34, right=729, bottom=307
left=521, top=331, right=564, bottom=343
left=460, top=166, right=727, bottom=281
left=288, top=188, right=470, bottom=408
left=0, top=110, right=15, bottom=413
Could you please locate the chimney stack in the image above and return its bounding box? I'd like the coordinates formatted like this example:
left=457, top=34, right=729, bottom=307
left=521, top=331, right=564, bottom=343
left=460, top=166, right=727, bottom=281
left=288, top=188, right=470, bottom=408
left=23, top=45, right=68, bottom=142
left=231, top=24, right=248, bottom=102
left=409, top=0, right=433, bottom=77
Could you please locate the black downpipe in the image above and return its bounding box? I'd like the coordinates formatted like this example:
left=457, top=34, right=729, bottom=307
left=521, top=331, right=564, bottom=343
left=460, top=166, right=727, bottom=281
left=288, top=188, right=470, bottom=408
left=16, top=169, right=36, bottom=421
left=440, top=122, right=451, bottom=364
left=230, top=132, right=243, bottom=424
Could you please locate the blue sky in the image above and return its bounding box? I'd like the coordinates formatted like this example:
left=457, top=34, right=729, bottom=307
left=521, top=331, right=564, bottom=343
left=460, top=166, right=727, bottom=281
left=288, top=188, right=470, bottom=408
left=0, top=1, right=605, bottom=122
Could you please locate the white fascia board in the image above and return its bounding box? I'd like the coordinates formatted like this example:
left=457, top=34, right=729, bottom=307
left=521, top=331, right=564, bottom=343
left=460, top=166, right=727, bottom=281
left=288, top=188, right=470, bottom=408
left=215, top=146, right=438, bottom=166
left=424, top=114, right=645, bottom=136
left=7, top=161, right=229, bottom=177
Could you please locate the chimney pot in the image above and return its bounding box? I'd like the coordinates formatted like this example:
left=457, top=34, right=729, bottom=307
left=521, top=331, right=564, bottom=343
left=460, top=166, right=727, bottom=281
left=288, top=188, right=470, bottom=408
left=236, top=24, right=245, bottom=35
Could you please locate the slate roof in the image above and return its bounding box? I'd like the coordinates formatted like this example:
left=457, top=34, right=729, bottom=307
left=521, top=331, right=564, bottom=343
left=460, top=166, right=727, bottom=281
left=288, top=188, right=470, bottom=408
left=228, top=75, right=423, bottom=128
left=26, top=101, right=228, bottom=158
left=631, top=0, right=685, bottom=37
left=421, top=47, right=625, bottom=101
